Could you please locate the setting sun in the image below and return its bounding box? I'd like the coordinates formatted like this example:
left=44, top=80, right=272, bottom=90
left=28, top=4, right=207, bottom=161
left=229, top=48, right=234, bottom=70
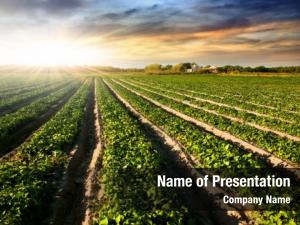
left=1, top=41, right=104, bottom=66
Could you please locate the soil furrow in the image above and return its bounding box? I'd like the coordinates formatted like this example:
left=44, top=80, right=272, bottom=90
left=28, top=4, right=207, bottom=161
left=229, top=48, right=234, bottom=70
left=123, top=80, right=300, bottom=142
left=111, top=79, right=300, bottom=176
left=0, top=81, right=71, bottom=116
left=0, top=86, right=80, bottom=160
left=81, top=79, right=104, bottom=225
left=124, top=79, right=294, bottom=124
left=0, top=80, right=62, bottom=99
left=104, top=79, right=247, bottom=225
left=146, top=82, right=300, bottom=116
left=50, top=80, right=95, bottom=225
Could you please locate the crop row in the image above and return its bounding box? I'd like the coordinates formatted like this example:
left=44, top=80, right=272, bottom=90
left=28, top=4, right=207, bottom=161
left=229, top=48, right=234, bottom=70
left=0, top=75, right=44, bottom=94
left=0, top=79, right=65, bottom=99
left=126, top=80, right=300, bottom=142
left=94, top=78, right=204, bottom=224
left=128, top=79, right=300, bottom=124
left=114, top=79, right=300, bottom=163
left=0, top=79, right=72, bottom=114
left=105, top=79, right=299, bottom=224
left=0, top=81, right=81, bottom=152
left=126, top=79, right=300, bottom=135
left=0, top=79, right=91, bottom=225
left=129, top=76, right=300, bottom=113
left=136, top=77, right=300, bottom=118
left=107, top=79, right=266, bottom=168
left=0, top=74, right=69, bottom=96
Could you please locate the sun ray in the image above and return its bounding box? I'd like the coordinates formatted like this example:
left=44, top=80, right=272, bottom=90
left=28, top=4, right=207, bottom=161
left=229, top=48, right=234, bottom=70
left=0, top=40, right=106, bottom=66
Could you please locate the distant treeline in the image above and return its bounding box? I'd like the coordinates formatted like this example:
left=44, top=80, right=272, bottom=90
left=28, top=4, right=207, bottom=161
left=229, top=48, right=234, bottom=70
left=92, top=66, right=143, bottom=72
left=145, top=63, right=201, bottom=73
left=89, top=65, right=300, bottom=74
left=144, top=63, right=300, bottom=74
left=218, top=65, right=300, bottom=73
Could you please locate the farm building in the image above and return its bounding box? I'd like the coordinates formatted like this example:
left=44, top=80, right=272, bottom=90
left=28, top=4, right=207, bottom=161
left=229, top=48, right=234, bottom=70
left=208, top=66, right=218, bottom=73
left=186, top=64, right=199, bottom=73
left=186, top=65, right=218, bottom=73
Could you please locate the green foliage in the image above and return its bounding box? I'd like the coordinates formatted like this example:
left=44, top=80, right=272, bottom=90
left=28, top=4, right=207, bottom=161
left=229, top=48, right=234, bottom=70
left=109, top=79, right=264, bottom=169
left=218, top=65, right=300, bottom=73
left=94, top=79, right=203, bottom=224
left=0, top=78, right=72, bottom=112
left=143, top=63, right=300, bottom=74
left=0, top=79, right=90, bottom=225
left=108, top=77, right=299, bottom=225
left=0, top=81, right=81, bottom=150
left=1, top=74, right=299, bottom=225
left=120, top=78, right=300, bottom=163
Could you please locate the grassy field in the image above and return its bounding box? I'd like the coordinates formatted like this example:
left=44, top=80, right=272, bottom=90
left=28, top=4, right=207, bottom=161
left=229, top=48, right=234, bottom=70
left=0, top=71, right=299, bottom=225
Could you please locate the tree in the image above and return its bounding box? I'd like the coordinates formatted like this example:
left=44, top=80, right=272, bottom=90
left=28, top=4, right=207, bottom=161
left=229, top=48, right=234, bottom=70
left=162, top=64, right=173, bottom=71
left=172, top=63, right=184, bottom=72
left=145, top=64, right=162, bottom=73
left=181, top=62, right=192, bottom=71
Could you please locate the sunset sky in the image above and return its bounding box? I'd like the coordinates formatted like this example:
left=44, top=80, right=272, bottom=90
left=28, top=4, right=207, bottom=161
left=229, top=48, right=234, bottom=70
left=0, top=0, right=299, bottom=67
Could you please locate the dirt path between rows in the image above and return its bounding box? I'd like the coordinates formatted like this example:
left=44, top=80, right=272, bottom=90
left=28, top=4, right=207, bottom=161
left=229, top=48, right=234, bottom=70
left=0, top=81, right=71, bottom=116
left=122, top=80, right=300, bottom=142
left=125, top=79, right=294, bottom=124
left=111, top=79, right=300, bottom=177
left=50, top=79, right=103, bottom=225
left=81, top=80, right=104, bottom=225
left=104, top=79, right=247, bottom=225
left=240, top=101, right=300, bottom=116
left=0, top=80, right=63, bottom=99
left=0, top=86, right=80, bottom=160
left=132, top=80, right=300, bottom=116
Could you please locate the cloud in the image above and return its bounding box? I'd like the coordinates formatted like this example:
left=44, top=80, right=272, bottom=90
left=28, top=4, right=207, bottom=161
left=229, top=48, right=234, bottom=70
left=0, top=0, right=299, bottom=66
left=78, top=16, right=252, bottom=41
left=198, top=17, right=252, bottom=32
left=71, top=0, right=299, bottom=42
left=0, top=0, right=85, bottom=15
left=149, top=4, right=159, bottom=10
left=198, top=0, right=300, bottom=23
left=218, top=37, right=261, bottom=45
left=102, top=8, right=140, bottom=20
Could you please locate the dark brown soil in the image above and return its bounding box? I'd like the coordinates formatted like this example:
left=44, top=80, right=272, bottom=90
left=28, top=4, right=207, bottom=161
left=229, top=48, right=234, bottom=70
left=104, top=79, right=246, bottom=225
left=0, top=81, right=71, bottom=116
left=0, top=87, right=79, bottom=159
left=50, top=79, right=104, bottom=225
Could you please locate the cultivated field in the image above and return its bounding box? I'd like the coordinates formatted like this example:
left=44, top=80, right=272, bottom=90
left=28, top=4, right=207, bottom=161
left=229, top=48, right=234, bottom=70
left=0, top=71, right=299, bottom=225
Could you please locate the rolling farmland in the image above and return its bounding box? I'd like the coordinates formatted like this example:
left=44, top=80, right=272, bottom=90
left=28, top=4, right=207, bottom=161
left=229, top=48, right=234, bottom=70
left=0, top=72, right=299, bottom=225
